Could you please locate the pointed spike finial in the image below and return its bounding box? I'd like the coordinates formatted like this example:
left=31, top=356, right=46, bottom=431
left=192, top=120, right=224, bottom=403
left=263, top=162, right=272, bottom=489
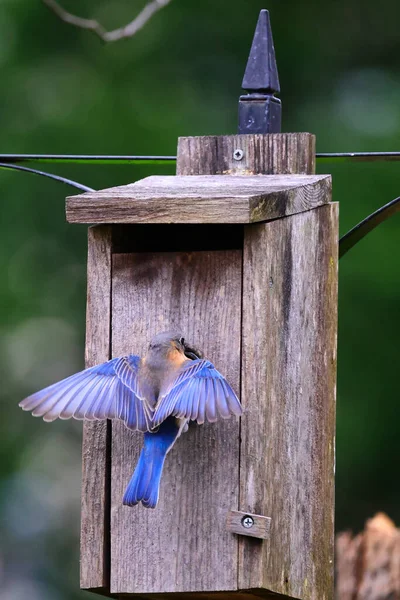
left=238, top=9, right=282, bottom=134
left=242, top=9, right=280, bottom=94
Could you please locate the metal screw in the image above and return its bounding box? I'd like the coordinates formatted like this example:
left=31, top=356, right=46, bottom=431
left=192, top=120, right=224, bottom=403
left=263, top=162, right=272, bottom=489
left=233, top=148, right=244, bottom=161
left=241, top=515, right=254, bottom=529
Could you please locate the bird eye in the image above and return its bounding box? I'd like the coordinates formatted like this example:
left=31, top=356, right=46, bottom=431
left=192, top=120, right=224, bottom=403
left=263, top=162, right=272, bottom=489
left=179, top=337, right=185, bottom=346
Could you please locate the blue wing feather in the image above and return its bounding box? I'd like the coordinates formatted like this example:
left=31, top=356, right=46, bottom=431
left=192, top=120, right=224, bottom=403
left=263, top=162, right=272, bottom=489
left=189, top=383, right=200, bottom=421
left=19, top=355, right=151, bottom=432
left=216, top=380, right=232, bottom=418
left=205, top=379, right=217, bottom=422
left=197, top=384, right=206, bottom=425
left=35, top=371, right=98, bottom=420
left=60, top=373, right=108, bottom=420
left=153, top=359, right=242, bottom=426
left=114, top=355, right=142, bottom=396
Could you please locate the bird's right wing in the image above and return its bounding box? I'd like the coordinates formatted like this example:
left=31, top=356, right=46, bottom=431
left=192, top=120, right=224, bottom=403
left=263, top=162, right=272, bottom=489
left=153, top=359, right=242, bottom=427
left=19, top=355, right=151, bottom=432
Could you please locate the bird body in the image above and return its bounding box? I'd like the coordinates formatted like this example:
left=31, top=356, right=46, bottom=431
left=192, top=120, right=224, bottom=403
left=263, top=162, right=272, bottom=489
left=138, top=335, right=189, bottom=407
left=19, top=331, right=242, bottom=508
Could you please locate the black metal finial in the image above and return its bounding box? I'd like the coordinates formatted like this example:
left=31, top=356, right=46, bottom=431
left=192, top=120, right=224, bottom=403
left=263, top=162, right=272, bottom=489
left=238, top=10, right=281, bottom=134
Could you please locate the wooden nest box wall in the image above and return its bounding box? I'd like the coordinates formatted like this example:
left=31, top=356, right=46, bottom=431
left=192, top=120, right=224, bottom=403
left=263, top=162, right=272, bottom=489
left=66, top=133, right=338, bottom=600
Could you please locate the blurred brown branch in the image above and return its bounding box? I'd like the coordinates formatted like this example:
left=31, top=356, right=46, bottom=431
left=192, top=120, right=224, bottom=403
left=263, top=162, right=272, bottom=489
left=336, top=513, right=400, bottom=599
left=41, top=0, right=173, bottom=42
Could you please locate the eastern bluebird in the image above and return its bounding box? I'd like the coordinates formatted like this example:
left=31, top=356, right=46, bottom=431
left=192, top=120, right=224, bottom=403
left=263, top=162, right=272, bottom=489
left=19, top=331, right=242, bottom=508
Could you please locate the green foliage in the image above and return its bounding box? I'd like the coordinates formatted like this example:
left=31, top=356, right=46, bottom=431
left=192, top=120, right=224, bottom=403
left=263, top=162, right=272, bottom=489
left=1, top=1, right=399, bottom=597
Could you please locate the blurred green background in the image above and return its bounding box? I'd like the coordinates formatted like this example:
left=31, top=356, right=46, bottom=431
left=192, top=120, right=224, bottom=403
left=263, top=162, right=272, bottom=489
left=1, top=0, right=399, bottom=598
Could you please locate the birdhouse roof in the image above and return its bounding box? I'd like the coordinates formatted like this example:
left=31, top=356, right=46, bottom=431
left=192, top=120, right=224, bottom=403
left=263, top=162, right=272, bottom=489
left=66, top=174, right=331, bottom=225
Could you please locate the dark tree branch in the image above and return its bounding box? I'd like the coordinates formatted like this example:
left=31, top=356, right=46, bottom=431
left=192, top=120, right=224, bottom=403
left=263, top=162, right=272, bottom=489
left=41, top=0, right=173, bottom=42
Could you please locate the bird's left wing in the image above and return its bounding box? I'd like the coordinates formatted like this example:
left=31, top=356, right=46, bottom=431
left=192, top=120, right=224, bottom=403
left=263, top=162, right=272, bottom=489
left=153, top=359, right=242, bottom=427
left=19, top=355, right=151, bottom=432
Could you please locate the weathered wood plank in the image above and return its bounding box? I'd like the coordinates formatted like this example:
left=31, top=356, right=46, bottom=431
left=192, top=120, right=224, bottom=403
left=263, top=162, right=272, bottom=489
left=66, top=174, right=330, bottom=225
left=116, top=592, right=285, bottom=600
left=81, top=226, right=112, bottom=592
left=239, top=203, right=338, bottom=600
left=110, top=250, right=242, bottom=594
left=177, top=134, right=315, bottom=176
left=226, top=511, right=272, bottom=540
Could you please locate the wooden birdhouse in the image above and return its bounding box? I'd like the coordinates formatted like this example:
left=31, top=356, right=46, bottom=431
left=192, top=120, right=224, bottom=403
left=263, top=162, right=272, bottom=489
left=67, top=132, right=338, bottom=600
left=66, top=12, right=338, bottom=600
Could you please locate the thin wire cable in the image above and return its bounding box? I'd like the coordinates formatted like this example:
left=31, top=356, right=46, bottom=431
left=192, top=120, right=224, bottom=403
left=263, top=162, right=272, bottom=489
left=1, top=152, right=400, bottom=164
left=317, top=152, right=400, bottom=162
left=339, top=196, right=400, bottom=258
left=0, top=154, right=176, bottom=165
left=0, top=163, right=94, bottom=192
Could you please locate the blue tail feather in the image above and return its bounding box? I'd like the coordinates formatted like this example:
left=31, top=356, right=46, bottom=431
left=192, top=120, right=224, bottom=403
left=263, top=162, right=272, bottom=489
left=142, top=451, right=167, bottom=508
left=122, top=448, right=149, bottom=506
left=123, top=416, right=180, bottom=509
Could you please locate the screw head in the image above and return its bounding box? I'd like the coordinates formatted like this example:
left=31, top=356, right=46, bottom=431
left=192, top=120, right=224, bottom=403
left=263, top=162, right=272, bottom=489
left=241, top=515, right=254, bottom=529
left=233, top=148, right=244, bottom=161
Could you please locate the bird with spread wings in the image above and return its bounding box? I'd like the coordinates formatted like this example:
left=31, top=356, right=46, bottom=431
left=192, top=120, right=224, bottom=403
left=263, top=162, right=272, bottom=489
left=19, top=331, right=242, bottom=508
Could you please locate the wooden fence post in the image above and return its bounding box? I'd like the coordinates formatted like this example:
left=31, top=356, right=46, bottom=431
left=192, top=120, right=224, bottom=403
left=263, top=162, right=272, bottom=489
left=178, top=133, right=338, bottom=600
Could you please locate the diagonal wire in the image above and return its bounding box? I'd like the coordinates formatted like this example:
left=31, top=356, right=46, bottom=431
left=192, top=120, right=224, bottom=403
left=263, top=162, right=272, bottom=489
left=339, top=196, right=400, bottom=258
left=0, top=163, right=94, bottom=192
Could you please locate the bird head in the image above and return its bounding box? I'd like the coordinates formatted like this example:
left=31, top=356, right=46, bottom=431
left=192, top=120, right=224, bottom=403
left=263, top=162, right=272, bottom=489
left=148, top=331, right=202, bottom=360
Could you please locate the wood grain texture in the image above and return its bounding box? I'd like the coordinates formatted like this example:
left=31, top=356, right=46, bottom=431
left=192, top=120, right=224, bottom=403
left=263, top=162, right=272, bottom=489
left=239, top=203, right=338, bottom=600
left=110, top=250, right=242, bottom=594
left=65, top=174, right=330, bottom=225
left=177, top=134, right=316, bottom=176
left=227, top=511, right=271, bottom=540
left=115, top=591, right=288, bottom=600
left=81, top=226, right=112, bottom=593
